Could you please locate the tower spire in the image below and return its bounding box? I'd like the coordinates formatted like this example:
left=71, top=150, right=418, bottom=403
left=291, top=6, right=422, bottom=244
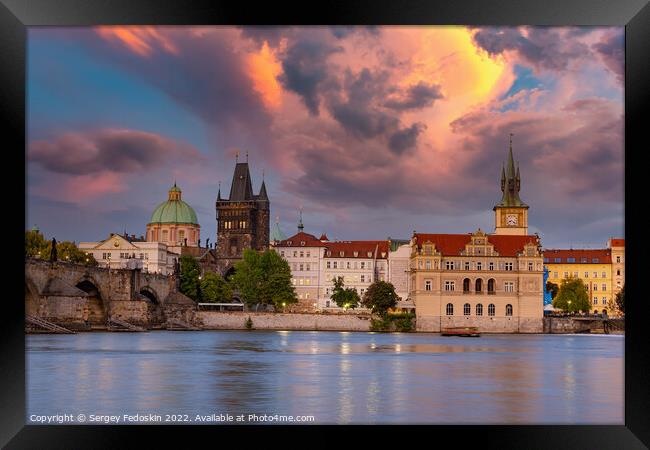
left=246, top=150, right=249, bottom=163
left=495, top=133, right=527, bottom=209
left=297, top=207, right=304, bottom=232
left=235, top=150, right=239, bottom=164
left=217, top=181, right=222, bottom=201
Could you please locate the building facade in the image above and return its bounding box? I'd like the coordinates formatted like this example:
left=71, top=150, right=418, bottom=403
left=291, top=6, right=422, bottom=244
left=544, top=238, right=625, bottom=315
left=409, top=138, right=544, bottom=333
left=79, top=233, right=178, bottom=275
left=146, top=183, right=201, bottom=253
left=215, top=160, right=270, bottom=276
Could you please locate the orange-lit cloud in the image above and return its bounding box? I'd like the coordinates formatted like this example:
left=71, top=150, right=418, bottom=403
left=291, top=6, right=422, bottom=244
left=246, top=41, right=284, bottom=110
left=96, top=26, right=179, bottom=57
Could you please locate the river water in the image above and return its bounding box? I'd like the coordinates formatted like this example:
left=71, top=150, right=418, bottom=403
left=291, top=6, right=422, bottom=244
left=26, top=331, right=623, bottom=425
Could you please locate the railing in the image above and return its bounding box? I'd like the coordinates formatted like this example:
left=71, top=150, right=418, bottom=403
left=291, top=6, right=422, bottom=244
left=25, top=315, right=75, bottom=334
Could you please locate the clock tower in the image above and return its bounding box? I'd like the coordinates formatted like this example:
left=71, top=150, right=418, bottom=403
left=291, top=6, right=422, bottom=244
left=494, top=134, right=529, bottom=235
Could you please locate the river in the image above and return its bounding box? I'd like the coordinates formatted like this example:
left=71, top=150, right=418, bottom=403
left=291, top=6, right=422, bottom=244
left=27, top=331, right=623, bottom=424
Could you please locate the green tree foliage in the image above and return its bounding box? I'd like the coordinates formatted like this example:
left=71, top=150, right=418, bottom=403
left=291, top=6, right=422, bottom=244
left=179, top=255, right=201, bottom=301
left=615, top=284, right=625, bottom=314
left=330, top=276, right=361, bottom=309
left=230, top=249, right=297, bottom=308
left=362, top=280, right=399, bottom=317
left=25, top=230, right=97, bottom=265
left=553, top=276, right=590, bottom=312
left=200, top=272, right=232, bottom=303
left=546, top=281, right=559, bottom=300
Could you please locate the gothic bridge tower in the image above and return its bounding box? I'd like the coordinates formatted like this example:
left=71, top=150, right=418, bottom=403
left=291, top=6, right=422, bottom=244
left=494, top=134, right=529, bottom=235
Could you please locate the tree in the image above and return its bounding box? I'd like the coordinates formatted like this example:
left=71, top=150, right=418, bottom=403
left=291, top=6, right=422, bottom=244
left=230, top=249, right=297, bottom=308
left=200, top=272, right=232, bottom=303
left=615, top=285, right=625, bottom=315
left=362, top=280, right=399, bottom=317
left=179, top=255, right=201, bottom=301
left=25, top=230, right=97, bottom=265
left=330, top=276, right=361, bottom=309
left=553, top=276, right=590, bottom=313
left=546, top=281, right=559, bottom=300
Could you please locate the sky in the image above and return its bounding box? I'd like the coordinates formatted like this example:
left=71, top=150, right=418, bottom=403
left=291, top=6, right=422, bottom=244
left=26, top=26, right=624, bottom=249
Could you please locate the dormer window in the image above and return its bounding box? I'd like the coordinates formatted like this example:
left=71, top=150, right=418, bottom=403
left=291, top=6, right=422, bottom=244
left=381, top=252, right=386, bottom=258
left=367, top=252, right=372, bottom=258
left=353, top=251, right=358, bottom=257
left=301, top=241, right=305, bottom=246
left=288, top=241, right=292, bottom=245
left=339, top=251, right=344, bottom=257
left=327, top=251, right=331, bottom=256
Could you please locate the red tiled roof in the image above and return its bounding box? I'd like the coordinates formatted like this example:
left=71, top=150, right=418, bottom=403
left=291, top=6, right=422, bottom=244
left=323, top=240, right=390, bottom=259
left=277, top=232, right=327, bottom=247
left=414, top=233, right=539, bottom=257
left=609, top=238, right=625, bottom=247
left=543, top=249, right=612, bottom=264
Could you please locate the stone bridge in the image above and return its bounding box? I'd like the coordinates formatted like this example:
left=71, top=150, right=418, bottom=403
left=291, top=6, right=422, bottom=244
left=25, top=258, right=197, bottom=330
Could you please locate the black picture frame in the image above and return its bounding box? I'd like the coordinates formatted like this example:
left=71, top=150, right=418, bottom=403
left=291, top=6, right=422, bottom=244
left=2, top=0, right=648, bottom=448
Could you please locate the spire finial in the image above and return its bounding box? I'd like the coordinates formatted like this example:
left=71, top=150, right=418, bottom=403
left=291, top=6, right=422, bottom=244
left=298, top=207, right=304, bottom=232
left=246, top=150, right=249, bottom=163
left=262, top=169, right=265, bottom=181
left=235, top=150, right=239, bottom=164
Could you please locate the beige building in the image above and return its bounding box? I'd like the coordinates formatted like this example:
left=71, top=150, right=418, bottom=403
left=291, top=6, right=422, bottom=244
left=410, top=137, right=544, bottom=333
left=79, top=233, right=178, bottom=275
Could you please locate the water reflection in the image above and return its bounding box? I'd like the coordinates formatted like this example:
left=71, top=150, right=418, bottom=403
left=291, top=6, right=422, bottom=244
left=27, top=332, right=623, bottom=424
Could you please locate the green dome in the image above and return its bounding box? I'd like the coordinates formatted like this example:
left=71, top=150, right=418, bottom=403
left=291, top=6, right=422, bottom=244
left=148, top=184, right=199, bottom=225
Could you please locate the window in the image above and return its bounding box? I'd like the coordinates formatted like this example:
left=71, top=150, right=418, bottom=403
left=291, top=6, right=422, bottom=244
left=291, top=278, right=296, bottom=285
left=162, top=230, right=168, bottom=242
left=426, top=260, right=431, bottom=269
left=463, top=278, right=470, bottom=293
left=617, top=269, right=621, bottom=276
left=306, top=251, right=311, bottom=258
left=489, top=262, right=494, bottom=271
left=280, top=251, right=285, bottom=257
left=360, top=289, right=365, bottom=295
left=528, top=262, right=533, bottom=271
left=326, top=300, right=330, bottom=307
left=361, top=262, right=365, bottom=269
left=504, top=282, right=514, bottom=292
left=333, top=262, right=338, bottom=269
left=446, top=303, right=454, bottom=315
left=616, top=256, right=621, bottom=263
left=299, top=251, right=304, bottom=257
left=299, top=278, right=304, bottom=285
left=475, top=279, right=482, bottom=293
left=585, top=272, right=589, bottom=278
left=593, top=299, right=598, bottom=305
left=293, top=251, right=297, bottom=257
left=326, top=261, right=331, bottom=269
left=487, top=279, right=495, bottom=294
left=602, top=284, right=606, bottom=291
left=564, top=272, right=569, bottom=278
left=573, top=272, right=578, bottom=278
left=361, top=275, right=365, bottom=283
left=581, top=257, right=588, bottom=263
left=446, top=261, right=454, bottom=270
left=300, top=241, right=305, bottom=246
left=602, top=272, right=606, bottom=278
left=554, top=272, right=558, bottom=278
left=464, top=303, right=471, bottom=315
left=567, top=257, right=575, bottom=263
left=367, top=252, right=372, bottom=258
left=299, top=264, right=304, bottom=271
left=347, top=262, right=351, bottom=269
left=340, top=251, right=344, bottom=257
left=505, top=262, right=513, bottom=271
left=554, top=258, right=561, bottom=263
left=593, top=272, right=597, bottom=278
left=477, top=262, right=482, bottom=271
left=305, top=293, right=310, bottom=299
left=592, top=258, right=599, bottom=263
left=425, top=280, right=432, bottom=291
left=464, top=261, right=470, bottom=270
left=505, top=304, right=513, bottom=316
left=476, top=304, right=483, bottom=316
left=543, top=257, right=549, bottom=263
left=488, top=304, right=495, bottom=316
left=593, top=285, right=598, bottom=291
left=306, top=264, right=311, bottom=271
left=444, top=281, right=455, bottom=291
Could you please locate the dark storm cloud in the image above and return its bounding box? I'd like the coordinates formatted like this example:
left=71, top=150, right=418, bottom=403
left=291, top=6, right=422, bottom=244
left=29, top=129, right=204, bottom=175
left=592, top=31, right=624, bottom=83
left=239, top=26, right=290, bottom=47
left=472, top=27, right=590, bottom=71
left=278, top=39, right=343, bottom=115
left=388, top=123, right=427, bottom=154
left=384, top=81, right=444, bottom=110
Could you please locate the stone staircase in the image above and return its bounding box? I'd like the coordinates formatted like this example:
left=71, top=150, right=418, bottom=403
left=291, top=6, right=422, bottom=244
left=107, top=317, right=147, bottom=332
left=25, top=315, right=75, bottom=334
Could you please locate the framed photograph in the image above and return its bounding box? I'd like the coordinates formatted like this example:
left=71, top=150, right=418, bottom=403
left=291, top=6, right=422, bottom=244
left=4, top=0, right=649, bottom=447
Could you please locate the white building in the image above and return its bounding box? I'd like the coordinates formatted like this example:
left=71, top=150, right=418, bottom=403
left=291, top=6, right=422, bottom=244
left=79, top=233, right=178, bottom=275
left=387, top=240, right=415, bottom=312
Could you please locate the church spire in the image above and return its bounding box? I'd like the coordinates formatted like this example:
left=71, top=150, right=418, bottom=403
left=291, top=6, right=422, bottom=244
left=297, top=208, right=304, bottom=232
left=495, top=133, right=527, bottom=208
left=217, top=181, right=222, bottom=201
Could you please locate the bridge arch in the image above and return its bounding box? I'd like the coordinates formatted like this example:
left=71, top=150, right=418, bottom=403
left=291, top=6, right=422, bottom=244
left=139, top=286, right=160, bottom=304
left=139, top=285, right=165, bottom=326
left=75, top=277, right=107, bottom=326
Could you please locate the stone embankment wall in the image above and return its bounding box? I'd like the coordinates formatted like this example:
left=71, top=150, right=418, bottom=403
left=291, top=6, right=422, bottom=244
left=416, top=315, right=543, bottom=333
left=542, top=317, right=624, bottom=334
left=198, top=311, right=372, bottom=331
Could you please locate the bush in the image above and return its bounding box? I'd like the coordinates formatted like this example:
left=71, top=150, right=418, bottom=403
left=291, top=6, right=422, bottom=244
left=245, top=316, right=254, bottom=330
left=369, top=312, right=415, bottom=332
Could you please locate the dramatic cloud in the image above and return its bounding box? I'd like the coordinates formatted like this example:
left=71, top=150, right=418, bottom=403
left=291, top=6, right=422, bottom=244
left=29, top=128, right=204, bottom=175
left=384, top=81, right=444, bottom=110
left=472, top=27, right=590, bottom=72
left=388, top=123, right=427, bottom=154
left=593, top=31, right=624, bottom=83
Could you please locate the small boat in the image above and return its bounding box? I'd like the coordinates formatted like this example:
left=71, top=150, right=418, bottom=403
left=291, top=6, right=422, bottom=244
left=441, top=326, right=480, bottom=337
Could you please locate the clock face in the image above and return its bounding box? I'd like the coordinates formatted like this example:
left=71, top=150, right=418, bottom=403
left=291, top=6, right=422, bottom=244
left=506, top=214, right=518, bottom=226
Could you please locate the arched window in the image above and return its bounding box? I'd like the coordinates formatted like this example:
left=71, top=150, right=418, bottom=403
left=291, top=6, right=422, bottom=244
left=488, top=304, right=495, bottom=316
left=463, top=278, right=470, bottom=293
left=476, top=304, right=483, bottom=316
left=464, top=303, right=471, bottom=315
left=488, top=279, right=495, bottom=294
left=446, top=303, right=454, bottom=316
left=475, top=278, right=482, bottom=293
left=506, top=304, right=513, bottom=316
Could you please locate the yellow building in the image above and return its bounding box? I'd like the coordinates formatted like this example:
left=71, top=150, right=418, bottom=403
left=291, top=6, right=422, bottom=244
left=544, top=239, right=625, bottom=315
left=410, top=136, right=544, bottom=333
